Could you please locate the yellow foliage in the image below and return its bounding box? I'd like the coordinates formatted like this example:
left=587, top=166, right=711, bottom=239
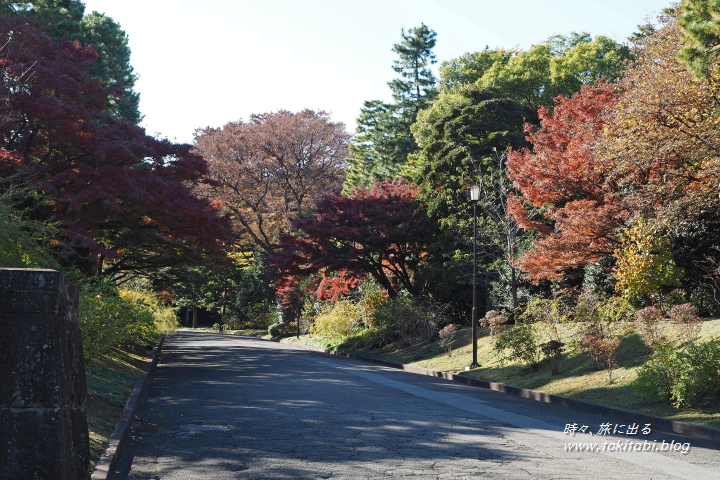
left=614, top=219, right=682, bottom=303
left=310, top=300, right=364, bottom=339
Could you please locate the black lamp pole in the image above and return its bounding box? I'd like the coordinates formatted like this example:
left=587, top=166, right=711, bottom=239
left=469, top=186, right=481, bottom=369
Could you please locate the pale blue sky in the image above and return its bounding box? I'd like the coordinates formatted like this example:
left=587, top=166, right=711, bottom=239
left=81, top=0, right=672, bottom=143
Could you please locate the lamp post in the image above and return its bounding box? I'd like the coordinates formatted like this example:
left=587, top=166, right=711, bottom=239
left=468, top=185, right=481, bottom=369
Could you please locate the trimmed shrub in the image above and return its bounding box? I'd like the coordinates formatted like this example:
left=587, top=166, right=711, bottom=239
left=481, top=310, right=507, bottom=337
left=268, top=322, right=284, bottom=338
left=580, top=324, right=620, bottom=373
left=438, top=324, right=458, bottom=356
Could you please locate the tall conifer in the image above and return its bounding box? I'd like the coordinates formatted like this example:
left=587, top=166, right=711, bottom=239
left=344, top=24, right=437, bottom=191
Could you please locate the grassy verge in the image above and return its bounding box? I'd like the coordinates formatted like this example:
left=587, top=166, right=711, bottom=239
left=85, top=341, right=157, bottom=472
left=227, top=328, right=268, bottom=337
left=285, top=320, right=720, bottom=430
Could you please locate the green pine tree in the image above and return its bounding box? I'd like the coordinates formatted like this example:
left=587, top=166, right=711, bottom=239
left=344, top=24, right=438, bottom=192
left=3, top=0, right=142, bottom=124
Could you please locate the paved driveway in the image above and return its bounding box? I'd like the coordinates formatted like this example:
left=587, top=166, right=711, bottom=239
left=114, top=331, right=720, bottom=479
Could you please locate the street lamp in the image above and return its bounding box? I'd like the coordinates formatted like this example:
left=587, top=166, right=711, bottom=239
left=468, top=185, right=481, bottom=369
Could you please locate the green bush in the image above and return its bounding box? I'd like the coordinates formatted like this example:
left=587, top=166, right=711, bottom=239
left=0, top=193, right=61, bottom=270
left=634, top=344, right=677, bottom=402
left=495, top=322, right=541, bottom=368
left=634, top=340, right=720, bottom=408
left=117, top=288, right=164, bottom=341
left=79, top=286, right=126, bottom=363
left=79, top=283, right=176, bottom=364
left=339, top=326, right=397, bottom=350
left=596, top=296, right=635, bottom=323
left=689, top=284, right=718, bottom=317
left=521, top=293, right=574, bottom=343
left=268, top=322, right=284, bottom=338
left=574, top=294, right=633, bottom=325
left=152, top=304, right=179, bottom=335
left=671, top=341, right=720, bottom=408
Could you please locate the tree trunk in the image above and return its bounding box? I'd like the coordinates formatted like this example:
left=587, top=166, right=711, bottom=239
left=192, top=306, right=198, bottom=328
left=510, top=265, right=519, bottom=310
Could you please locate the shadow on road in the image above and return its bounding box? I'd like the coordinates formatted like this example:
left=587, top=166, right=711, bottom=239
left=114, top=331, right=720, bottom=480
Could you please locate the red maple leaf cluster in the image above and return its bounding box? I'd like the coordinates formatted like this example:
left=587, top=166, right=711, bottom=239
left=507, top=82, right=627, bottom=281
left=0, top=15, right=232, bottom=275
left=273, top=178, right=437, bottom=300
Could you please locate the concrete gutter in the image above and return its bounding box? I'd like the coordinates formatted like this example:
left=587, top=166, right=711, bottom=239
left=90, top=336, right=165, bottom=480
left=280, top=338, right=720, bottom=443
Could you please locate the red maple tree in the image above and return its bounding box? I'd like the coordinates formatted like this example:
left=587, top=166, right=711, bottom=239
left=506, top=82, right=627, bottom=281
left=0, top=15, right=231, bottom=276
left=273, top=179, right=437, bottom=298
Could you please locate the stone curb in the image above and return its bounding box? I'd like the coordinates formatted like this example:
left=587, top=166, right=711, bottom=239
left=274, top=337, right=720, bottom=443
left=90, top=336, right=166, bottom=480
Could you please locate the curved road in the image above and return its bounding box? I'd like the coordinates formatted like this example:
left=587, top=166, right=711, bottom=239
left=114, top=331, right=720, bottom=479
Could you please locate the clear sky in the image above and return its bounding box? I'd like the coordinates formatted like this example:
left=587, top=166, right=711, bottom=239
left=81, top=0, right=672, bottom=144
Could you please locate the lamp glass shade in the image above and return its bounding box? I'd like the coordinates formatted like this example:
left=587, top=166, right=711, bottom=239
left=469, top=185, right=481, bottom=201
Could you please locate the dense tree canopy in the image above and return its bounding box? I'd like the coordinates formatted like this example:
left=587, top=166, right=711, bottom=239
left=193, top=110, right=350, bottom=256
left=438, top=33, right=630, bottom=111
left=602, top=9, right=720, bottom=303
left=403, top=85, right=537, bottom=310
left=0, top=14, right=229, bottom=278
left=676, top=0, right=720, bottom=78
left=438, top=48, right=514, bottom=92
left=405, top=85, right=535, bottom=223
left=606, top=13, right=720, bottom=227
left=507, top=82, right=625, bottom=282
left=274, top=179, right=438, bottom=299
left=1, top=0, right=141, bottom=123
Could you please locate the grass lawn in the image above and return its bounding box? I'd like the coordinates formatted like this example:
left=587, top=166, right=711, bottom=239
left=85, top=342, right=155, bottom=472
left=286, top=319, right=720, bottom=430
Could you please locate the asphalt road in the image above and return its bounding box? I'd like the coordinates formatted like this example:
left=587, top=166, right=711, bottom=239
left=114, top=330, right=720, bottom=479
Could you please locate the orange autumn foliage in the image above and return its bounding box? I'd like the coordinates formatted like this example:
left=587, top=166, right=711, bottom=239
left=507, top=82, right=627, bottom=281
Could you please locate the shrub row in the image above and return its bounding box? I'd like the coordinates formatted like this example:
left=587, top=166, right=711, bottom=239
left=79, top=283, right=177, bottom=363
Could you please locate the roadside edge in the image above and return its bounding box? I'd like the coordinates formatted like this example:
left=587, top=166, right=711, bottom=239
left=90, top=336, right=166, bottom=480
left=275, top=337, right=720, bottom=443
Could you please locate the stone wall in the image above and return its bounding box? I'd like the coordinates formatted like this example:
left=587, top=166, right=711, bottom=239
left=0, top=268, right=89, bottom=480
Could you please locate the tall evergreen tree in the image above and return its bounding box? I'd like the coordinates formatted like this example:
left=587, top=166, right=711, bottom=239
left=2, top=0, right=142, bottom=124
left=344, top=24, right=437, bottom=191
left=676, top=0, right=720, bottom=78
